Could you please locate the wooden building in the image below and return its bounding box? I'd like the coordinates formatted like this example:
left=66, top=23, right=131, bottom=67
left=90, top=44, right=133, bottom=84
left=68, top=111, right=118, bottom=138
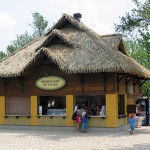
left=0, top=13, right=149, bottom=128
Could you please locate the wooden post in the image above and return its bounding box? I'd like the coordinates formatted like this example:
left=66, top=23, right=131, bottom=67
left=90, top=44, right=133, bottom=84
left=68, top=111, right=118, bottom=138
left=0, top=96, right=5, bottom=124
left=124, top=94, right=127, bottom=124
left=106, top=94, right=118, bottom=127
left=66, top=95, right=74, bottom=126
left=31, top=96, right=38, bottom=126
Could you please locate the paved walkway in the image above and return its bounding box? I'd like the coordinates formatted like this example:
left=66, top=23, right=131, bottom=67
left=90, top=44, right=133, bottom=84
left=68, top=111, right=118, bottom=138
left=0, top=126, right=150, bottom=150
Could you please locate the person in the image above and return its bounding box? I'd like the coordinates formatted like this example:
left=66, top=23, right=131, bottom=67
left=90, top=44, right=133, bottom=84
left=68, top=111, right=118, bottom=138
left=84, top=106, right=93, bottom=115
left=96, top=106, right=100, bottom=116
left=129, top=113, right=136, bottom=134
left=138, top=104, right=145, bottom=116
left=81, top=109, right=88, bottom=133
left=76, top=113, right=81, bottom=132
left=76, top=106, right=81, bottom=132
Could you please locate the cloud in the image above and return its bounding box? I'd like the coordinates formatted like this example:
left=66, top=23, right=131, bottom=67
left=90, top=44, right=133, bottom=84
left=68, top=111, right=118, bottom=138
left=0, top=12, right=16, bottom=29
left=0, top=12, right=16, bottom=51
left=94, top=23, right=114, bottom=35
left=67, top=0, right=114, bottom=34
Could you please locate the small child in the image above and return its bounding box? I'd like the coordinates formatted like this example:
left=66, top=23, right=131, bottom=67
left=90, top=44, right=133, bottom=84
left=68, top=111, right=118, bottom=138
left=129, top=113, right=136, bottom=134
left=82, top=110, right=88, bottom=133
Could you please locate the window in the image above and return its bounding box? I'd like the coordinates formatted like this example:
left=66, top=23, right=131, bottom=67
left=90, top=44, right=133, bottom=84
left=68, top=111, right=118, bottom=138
left=6, top=96, right=30, bottom=115
left=118, top=95, right=125, bottom=115
left=75, top=95, right=106, bottom=116
left=38, top=96, right=66, bottom=115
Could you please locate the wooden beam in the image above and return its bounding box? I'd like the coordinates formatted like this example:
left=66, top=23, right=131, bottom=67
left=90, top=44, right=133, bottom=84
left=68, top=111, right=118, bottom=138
left=78, top=74, right=85, bottom=93
left=0, top=78, right=8, bottom=95
left=133, top=78, right=141, bottom=86
left=117, top=73, right=127, bottom=92
left=102, top=73, right=107, bottom=92
left=140, top=79, right=148, bottom=86
left=125, top=75, right=136, bottom=92
left=18, top=77, right=24, bottom=94
left=133, top=77, right=140, bottom=93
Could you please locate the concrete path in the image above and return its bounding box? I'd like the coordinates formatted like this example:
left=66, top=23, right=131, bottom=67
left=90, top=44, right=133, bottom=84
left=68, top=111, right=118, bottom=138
left=0, top=126, right=150, bottom=150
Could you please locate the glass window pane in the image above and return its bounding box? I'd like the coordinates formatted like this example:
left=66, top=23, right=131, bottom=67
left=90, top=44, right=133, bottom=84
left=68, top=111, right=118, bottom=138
left=39, top=96, right=66, bottom=115
left=75, top=95, right=106, bottom=116
left=118, top=95, right=125, bottom=115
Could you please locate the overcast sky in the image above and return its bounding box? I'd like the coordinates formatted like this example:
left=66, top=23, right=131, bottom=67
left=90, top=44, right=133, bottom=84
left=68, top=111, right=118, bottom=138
left=0, top=0, right=139, bottom=52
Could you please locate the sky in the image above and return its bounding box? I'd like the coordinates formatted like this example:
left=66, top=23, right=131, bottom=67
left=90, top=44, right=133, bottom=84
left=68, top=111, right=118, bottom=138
left=0, top=0, right=138, bottom=52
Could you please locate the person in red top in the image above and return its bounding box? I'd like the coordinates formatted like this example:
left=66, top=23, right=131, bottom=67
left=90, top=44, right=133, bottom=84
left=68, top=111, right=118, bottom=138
left=76, top=106, right=81, bottom=132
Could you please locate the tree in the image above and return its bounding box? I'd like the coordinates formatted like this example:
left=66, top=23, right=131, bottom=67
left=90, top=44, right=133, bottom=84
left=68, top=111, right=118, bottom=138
left=7, top=31, right=34, bottom=54
left=115, top=0, right=150, bottom=67
left=115, top=0, right=150, bottom=95
left=6, top=12, right=49, bottom=55
left=0, top=12, right=49, bottom=60
left=0, top=51, right=7, bottom=60
left=115, top=0, right=150, bottom=38
left=124, top=38, right=149, bottom=68
left=29, top=12, right=48, bottom=38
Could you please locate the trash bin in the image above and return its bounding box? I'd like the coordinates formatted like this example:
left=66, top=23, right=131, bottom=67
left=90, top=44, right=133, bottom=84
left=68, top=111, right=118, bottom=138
left=135, top=116, right=145, bottom=128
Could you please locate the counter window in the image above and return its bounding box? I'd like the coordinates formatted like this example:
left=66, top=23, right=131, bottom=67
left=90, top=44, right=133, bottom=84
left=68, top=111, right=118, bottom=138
left=6, top=96, right=30, bottom=115
left=118, top=95, right=125, bottom=115
left=39, top=96, right=66, bottom=116
left=75, top=95, right=106, bottom=116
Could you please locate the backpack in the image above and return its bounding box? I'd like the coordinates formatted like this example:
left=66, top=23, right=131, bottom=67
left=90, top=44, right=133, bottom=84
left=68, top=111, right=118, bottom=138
left=72, top=111, right=77, bottom=120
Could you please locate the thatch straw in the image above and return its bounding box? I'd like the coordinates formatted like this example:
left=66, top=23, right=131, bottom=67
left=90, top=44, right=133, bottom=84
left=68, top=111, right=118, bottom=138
left=0, top=13, right=149, bottom=79
left=101, top=34, right=127, bottom=55
left=0, top=36, right=46, bottom=77
left=36, top=29, right=75, bottom=50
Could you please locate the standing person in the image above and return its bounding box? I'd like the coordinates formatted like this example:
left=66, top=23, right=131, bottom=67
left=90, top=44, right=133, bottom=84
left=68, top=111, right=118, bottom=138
left=85, top=105, right=93, bottom=115
left=76, top=113, right=81, bottom=132
left=129, top=113, right=136, bottom=134
left=96, top=106, right=100, bottom=116
left=76, top=106, right=81, bottom=132
left=82, top=109, right=88, bottom=133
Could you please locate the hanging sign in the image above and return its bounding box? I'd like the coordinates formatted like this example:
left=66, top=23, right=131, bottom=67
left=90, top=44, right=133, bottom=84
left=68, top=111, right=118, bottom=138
left=36, top=76, right=66, bottom=91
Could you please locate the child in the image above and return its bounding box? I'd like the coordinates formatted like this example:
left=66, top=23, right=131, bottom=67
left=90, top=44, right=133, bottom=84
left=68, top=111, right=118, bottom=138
left=76, top=113, right=81, bottom=132
left=82, top=110, right=88, bottom=133
left=129, top=113, right=136, bottom=134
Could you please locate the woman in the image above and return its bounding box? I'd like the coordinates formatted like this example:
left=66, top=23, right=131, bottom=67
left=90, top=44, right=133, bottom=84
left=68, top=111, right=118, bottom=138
left=76, top=106, right=81, bottom=132
left=96, top=106, right=100, bottom=116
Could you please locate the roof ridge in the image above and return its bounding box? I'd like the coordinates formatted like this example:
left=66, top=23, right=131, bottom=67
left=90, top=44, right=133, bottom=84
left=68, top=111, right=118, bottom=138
left=52, top=29, right=75, bottom=47
left=44, top=13, right=121, bottom=52
left=36, top=29, right=74, bottom=51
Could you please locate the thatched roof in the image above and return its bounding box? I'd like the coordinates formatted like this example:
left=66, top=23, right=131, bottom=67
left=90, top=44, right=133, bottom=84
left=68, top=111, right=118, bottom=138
left=0, top=13, right=150, bottom=79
